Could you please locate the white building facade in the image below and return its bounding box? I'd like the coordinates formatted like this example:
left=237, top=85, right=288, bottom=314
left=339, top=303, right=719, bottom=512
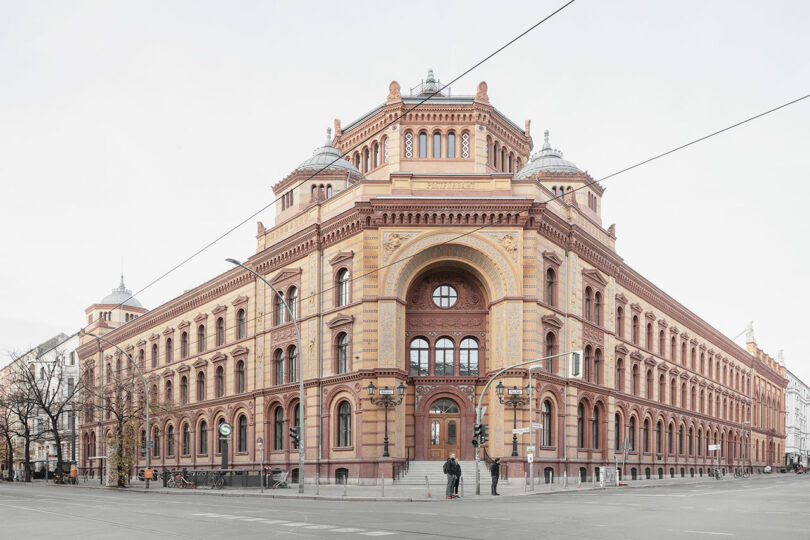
left=785, top=365, right=809, bottom=467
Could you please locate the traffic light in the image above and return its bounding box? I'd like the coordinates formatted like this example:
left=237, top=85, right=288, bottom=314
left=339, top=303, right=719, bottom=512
left=472, top=423, right=482, bottom=446
left=289, top=426, right=300, bottom=449
left=480, top=423, right=489, bottom=444
left=570, top=350, right=583, bottom=378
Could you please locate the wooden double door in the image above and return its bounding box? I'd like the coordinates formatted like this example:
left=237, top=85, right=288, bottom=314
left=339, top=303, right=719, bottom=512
left=428, top=398, right=461, bottom=460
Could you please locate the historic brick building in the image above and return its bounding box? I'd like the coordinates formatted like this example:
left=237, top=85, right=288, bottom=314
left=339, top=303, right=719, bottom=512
left=77, top=71, right=786, bottom=484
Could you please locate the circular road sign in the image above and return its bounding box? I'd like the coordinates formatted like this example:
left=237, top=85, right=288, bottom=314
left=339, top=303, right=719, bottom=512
left=257, top=437, right=264, bottom=447
left=218, top=422, right=233, bottom=436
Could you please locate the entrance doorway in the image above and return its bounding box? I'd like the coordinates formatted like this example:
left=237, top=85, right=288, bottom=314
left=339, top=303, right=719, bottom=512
left=428, top=398, right=460, bottom=460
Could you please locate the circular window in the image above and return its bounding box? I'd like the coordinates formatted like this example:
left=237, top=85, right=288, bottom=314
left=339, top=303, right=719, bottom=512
left=432, top=285, right=458, bottom=308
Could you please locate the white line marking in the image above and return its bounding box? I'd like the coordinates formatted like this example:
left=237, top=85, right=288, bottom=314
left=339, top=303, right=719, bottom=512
left=404, top=511, right=438, bottom=516
left=303, top=525, right=336, bottom=530
left=681, top=531, right=733, bottom=536
left=361, top=533, right=397, bottom=537
left=259, top=519, right=289, bottom=524
left=281, top=522, right=311, bottom=527
left=331, top=528, right=365, bottom=533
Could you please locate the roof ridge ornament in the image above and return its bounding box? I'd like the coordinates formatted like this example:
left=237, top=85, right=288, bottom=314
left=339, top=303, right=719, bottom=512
left=325, top=127, right=332, bottom=146
left=424, top=69, right=437, bottom=93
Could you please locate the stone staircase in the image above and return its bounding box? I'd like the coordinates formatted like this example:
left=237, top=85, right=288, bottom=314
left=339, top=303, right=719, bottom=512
left=397, top=460, right=492, bottom=486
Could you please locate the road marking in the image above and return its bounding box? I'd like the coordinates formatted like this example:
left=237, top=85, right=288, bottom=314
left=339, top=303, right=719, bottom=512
left=304, top=525, right=336, bottom=530
left=259, top=519, right=289, bottom=524
left=404, top=511, right=438, bottom=516
left=331, top=528, right=364, bottom=533
left=192, top=511, right=397, bottom=537
left=281, top=522, right=311, bottom=527
left=678, top=531, right=733, bottom=536
left=360, top=533, right=397, bottom=537
left=765, top=511, right=788, bottom=515
left=483, top=517, right=509, bottom=521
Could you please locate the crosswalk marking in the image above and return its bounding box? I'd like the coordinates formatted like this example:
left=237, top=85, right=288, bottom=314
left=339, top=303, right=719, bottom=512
left=191, top=513, right=396, bottom=536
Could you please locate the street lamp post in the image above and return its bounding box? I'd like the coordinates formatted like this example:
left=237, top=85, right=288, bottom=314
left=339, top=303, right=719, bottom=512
left=742, top=420, right=752, bottom=472
left=226, top=258, right=306, bottom=494
left=82, top=331, right=151, bottom=489
left=366, top=381, right=406, bottom=457
left=495, top=381, right=529, bottom=457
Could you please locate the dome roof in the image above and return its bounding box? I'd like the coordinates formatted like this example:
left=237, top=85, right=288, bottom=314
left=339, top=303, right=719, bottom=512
left=100, top=275, right=143, bottom=308
left=296, top=128, right=361, bottom=175
left=514, top=130, right=582, bottom=179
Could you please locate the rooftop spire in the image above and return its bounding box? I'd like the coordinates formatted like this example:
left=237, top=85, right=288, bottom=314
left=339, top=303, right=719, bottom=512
left=424, top=69, right=438, bottom=93
left=325, top=127, right=332, bottom=146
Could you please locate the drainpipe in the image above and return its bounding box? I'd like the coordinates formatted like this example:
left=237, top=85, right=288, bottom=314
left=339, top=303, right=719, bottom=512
left=317, top=245, right=324, bottom=486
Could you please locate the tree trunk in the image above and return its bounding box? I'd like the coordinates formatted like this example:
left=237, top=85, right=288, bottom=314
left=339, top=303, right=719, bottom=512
left=50, top=416, right=64, bottom=481
left=23, top=428, right=32, bottom=482
left=117, top=422, right=126, bottom=487
left=3, top=438, right=12, bottom=481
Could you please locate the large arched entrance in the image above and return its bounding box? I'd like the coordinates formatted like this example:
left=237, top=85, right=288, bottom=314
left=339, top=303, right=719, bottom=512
left=428, top=398, right=460, bottom=460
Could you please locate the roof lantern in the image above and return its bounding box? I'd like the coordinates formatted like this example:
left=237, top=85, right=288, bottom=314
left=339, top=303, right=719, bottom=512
left=295, top=127, right=361, bottom=175
left=100, top=274, right=144, bottom=308
left=514, top=130, right=582, bottom=179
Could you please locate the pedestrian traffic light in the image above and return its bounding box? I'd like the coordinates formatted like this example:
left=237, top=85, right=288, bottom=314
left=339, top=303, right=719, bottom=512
left=480, top=424, right=489, bottom=444
left=289, top=426, right=300, bottom=448
left=472, top=423, right=482, bottom=446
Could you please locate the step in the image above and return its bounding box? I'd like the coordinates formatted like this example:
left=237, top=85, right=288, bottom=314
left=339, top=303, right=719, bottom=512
left=397, top=461, right=493, bottom=485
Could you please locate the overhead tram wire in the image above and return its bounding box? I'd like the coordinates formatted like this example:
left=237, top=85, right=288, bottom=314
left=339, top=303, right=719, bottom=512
left=109, top=1, right=578, bottom=314
left=107, top=90, right=810, bottom=371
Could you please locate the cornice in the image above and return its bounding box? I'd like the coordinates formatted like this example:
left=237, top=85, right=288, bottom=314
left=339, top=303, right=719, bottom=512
left=326, top=314, right=354, bottom=329
left=212, top=304, right=228, bottom=316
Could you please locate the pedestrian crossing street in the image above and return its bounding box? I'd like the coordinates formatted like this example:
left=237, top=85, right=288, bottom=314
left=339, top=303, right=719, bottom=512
left=192, top=513, right=396, bottom=536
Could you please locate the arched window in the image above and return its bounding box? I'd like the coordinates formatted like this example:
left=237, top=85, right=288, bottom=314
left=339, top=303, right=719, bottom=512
left=614, top=413, right=622, bottom=451
left=237, top=309, right=246, bottom=339
left=545, top=333, right=555, bottom=373
left=594, top=349, right=601, bottom=385
left=643, top=419, right=650, bottom=453
left=459, top=337, right=479, bottom=376
left=500, top=148, right=506, bottom=172
left=274, top=349, right=284, bottom=385
left=292, top=404, right=301, bottom=449
left=682, top=343, right=687, bottom=366
left=546, top=268, right=556, bottom=306
left=167, top=425, right=175, bottom=457
left=584, top=287, right=592, bottom=321
left=659, top=330, right=665, bottom=355
left=616, top=307, right=624, bottom=337
left=409, top=338, right=429, bottom=376
left=151, top=344, right=158, bottom=368
left=678, top=425, right=684, bottom=455
left=541, top=400, right=552, bottom=446
left=594, top=292, right=601, bottom=325
left=336, top=333, right=349, bottom=374
left=274, top=407, right=284, bottom=450
left=181, top=332, right=188, bottom=358
left=138, top=349, right=144, bottom=369
left=288, top=345, right=298, bottom=383
left=584, top=346, right=592, bottom=382
left=180, top=376, right=188, bottom=404
left=197, top=371, right=205, bottom=401
left=629, top=416, right=636, bottom=451
left=372, top=142, right=379, bottom=168
left=435, top=337, right=454, bottom=376
left=418, top=132, right=427, bottom=158
left=646, top=324, right=652, bottom=350
left=198, top=324, right=206, bottom=353
left=461, top=132, right=470, bottom=158
left=337, top=401, right=351, bottom=447
left=274, top=292, right=285, bottom=326
left=337, top=269, right=349, bottom=307
left=383, top=137, right=388, bottom=162
left=659, top=375, right=666, bottom=403
left=577, top=404, right=585, bottom=448
left=632, top=316, right=639, bottom=344
left=646, top=370, right=653, bottom=400
left=165, top=380, right=173, bottom=402
left=404, top=131, right=413, bottom=158
left=238, top=414, right=248, bottom=453
left=667, top=424, right=674, bottom=454
left=432, top=132, right=441, bottom=158
left=153, top=427, right=160, bottom=458
left=217, top=418, right=227, bottom=455
left=447, top=132, right=456, bottom=158
left=199, top=420, right=208, bottom=455
left=655, top=421, right=662, bottom=454
left=681, top=383, right=687, bottom=408
left=236, top=360, right=245, bottom=393
left=632, top=364, right=639, bottom=395
left=288, top=287, right=298, bottom=321
left=671, top=336, right=677, bottom=362
left=183, top=423, right=190, bottom=456
left=215, top=366, right=224, bottom=398
left=592, top=406, right=600, bottom=449
left=216, top=317, right=225, bottom=346
left=616, top=358, right=624, bottom=391
left=671, top=379, right=676, bottom=406
left=363, top=148, right=369, bottom=172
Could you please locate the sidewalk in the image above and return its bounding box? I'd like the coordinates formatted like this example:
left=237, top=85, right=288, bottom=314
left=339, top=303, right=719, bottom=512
left=31, top=472, right=778, bottom=502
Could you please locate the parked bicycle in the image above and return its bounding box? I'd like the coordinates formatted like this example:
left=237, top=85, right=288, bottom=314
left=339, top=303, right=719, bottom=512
left=710, top=468, right=722, bottom=480
left=210, top=471, right=225, bottom=490
left=733, top=468, right=750, bottom=479
left=174, top=472, right=196, bottom=489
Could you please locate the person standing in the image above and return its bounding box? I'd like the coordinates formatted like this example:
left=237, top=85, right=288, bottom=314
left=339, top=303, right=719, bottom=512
left=489, top=457, right=501, bottom=495
left=443, top=454, right=458, bottom=499
left=452, top=458, right=462, bottom=497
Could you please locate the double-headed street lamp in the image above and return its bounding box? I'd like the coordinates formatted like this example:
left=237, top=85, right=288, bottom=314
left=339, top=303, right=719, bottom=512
left=365, top=381, right=406, bottom=457
left=226, top=258, right=305, bottom=494
left=495, top=381, right=530, bottom=457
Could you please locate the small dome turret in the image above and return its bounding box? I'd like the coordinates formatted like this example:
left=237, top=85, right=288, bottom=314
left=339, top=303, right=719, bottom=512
left=296, top=128, right=361, bottom=175
left=100, top=275, right=143, bottom=308
left=514, top=130, right=582, bottom=179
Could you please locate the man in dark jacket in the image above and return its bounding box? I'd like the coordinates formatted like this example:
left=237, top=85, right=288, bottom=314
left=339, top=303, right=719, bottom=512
left=443, top=454, right=458, bottom=499
left=489, top=458, right=500, bottom=495
left=452, top=458, right=462, bottom=497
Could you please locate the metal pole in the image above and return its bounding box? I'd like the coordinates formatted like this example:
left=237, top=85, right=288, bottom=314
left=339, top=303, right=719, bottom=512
left=84, top=332, right=150, bottom=489
left=529, top=378, right=534, bottom=491
left=512, top=403, right=518, bottom=456
left=383, top=403, right=390, bottom=457
left=260, top=445, right=264, bottom=494
left=227, top=259, right=305, bottom=493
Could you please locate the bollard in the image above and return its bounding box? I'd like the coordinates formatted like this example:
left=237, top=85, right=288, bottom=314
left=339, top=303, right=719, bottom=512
left=460, top=476, right=464, bottom=498
left=343, top=477, right=347, bottom=497
left=524, top=472, right=528, bottom=492
left=425, top=475, right=431, bottom=498
left=381, top=473, right=385, bottom=498
left=316, top=473, right=320, bottom=496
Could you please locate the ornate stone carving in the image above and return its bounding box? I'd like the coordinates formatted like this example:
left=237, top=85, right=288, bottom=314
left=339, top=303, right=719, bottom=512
left=475, top=81, right=489, bottom=104
left=382, top=232, right=414, bottom=260
left=386, top=80, right=401, bottom=103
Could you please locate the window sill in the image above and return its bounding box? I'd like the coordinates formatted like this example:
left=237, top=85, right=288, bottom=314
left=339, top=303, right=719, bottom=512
left=333, top=446, right=354, bottom=452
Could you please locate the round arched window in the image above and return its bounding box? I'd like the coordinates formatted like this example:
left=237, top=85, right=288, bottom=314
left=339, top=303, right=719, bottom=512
left=432, top=285, right=458, bottom=308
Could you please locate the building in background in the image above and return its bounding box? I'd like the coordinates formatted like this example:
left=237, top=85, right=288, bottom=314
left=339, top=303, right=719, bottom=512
left=785, top=361, right=809, bottom=468
left=77, top=71, right=787, bottom=484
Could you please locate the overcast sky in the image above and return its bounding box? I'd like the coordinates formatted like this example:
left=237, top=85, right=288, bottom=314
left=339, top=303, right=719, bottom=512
left=1, top=1, right=808, bottom=384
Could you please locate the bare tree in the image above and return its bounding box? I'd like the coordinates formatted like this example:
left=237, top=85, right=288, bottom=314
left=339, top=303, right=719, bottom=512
left=0, top=390, right=15, bottom=480
left=16, top=348, right=82, bottom=481
left=4, top=362, right=40, bottom=482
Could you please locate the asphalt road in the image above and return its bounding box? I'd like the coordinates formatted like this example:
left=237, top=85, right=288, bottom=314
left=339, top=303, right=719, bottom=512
left=1, top=475, right=808, bottom=539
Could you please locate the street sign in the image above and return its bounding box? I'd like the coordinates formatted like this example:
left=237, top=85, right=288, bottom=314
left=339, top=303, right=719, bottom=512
left=146, top=440, right=154, bottom=449
left=621, top=439, right=630, bottom=451
left=527, top=454, right=534, bottom=463
left=527, top=446, right=536, bottom=453
left=507, top=388, right=524, bottom=395
left=512, top=427, right=530, bottom=434
left=379, top=388, right=395, bottom=395
left=531, top=422, right=543, bottom=429
left=144, top=468, right=153, bottom=479
left=708, top=444, right=721, bottom=451
left=257, top=437, right=264, bottom=448
left=219, top=422, right=233, bottom=436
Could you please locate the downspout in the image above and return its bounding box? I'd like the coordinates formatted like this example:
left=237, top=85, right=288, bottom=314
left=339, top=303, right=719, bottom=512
left=317, top=242, right=324, bottom=487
